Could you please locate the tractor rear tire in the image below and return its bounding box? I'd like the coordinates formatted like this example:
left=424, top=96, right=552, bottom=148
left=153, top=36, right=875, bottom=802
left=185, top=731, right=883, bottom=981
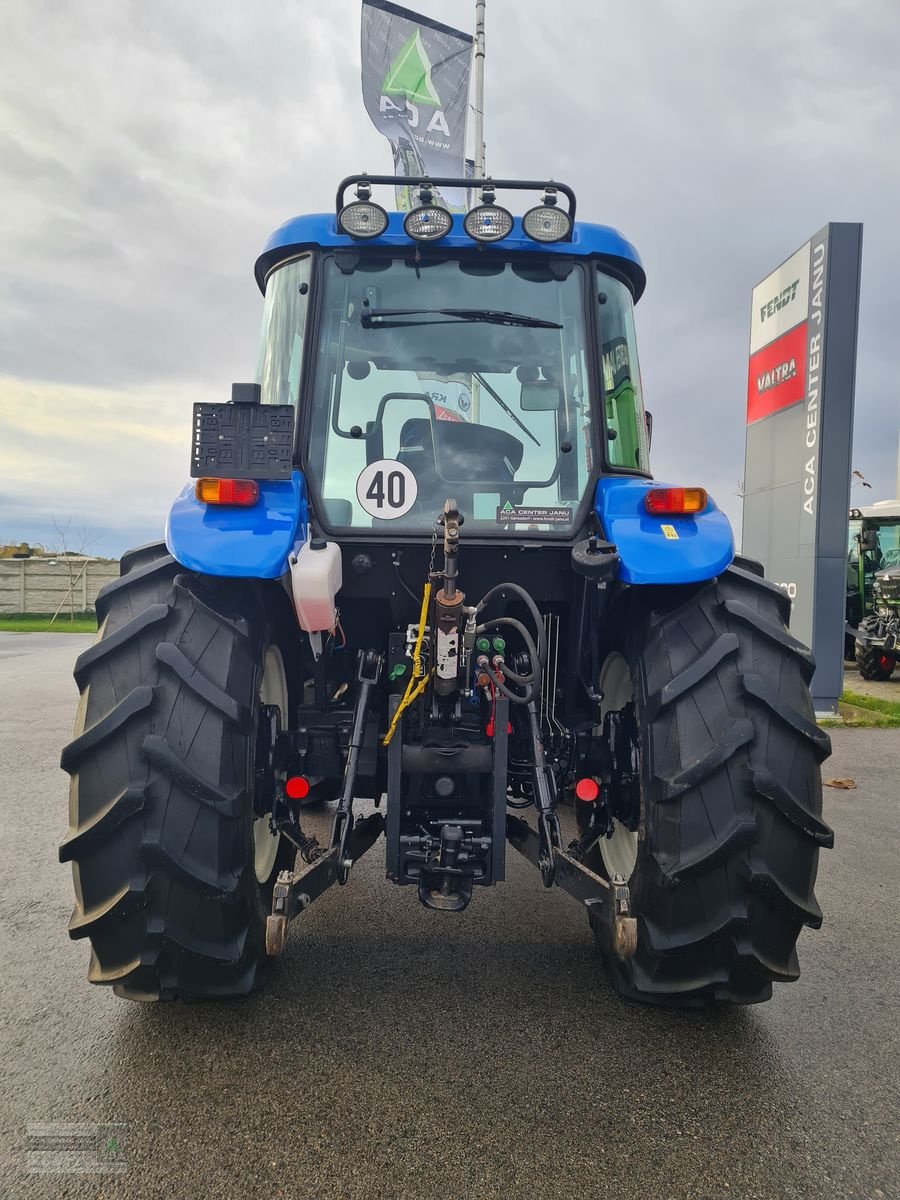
left=591, top=558, right=833, bottom=1006
left=854, top=616, right=896, bottom=680
left=60, top=543, right=297, bottom=1001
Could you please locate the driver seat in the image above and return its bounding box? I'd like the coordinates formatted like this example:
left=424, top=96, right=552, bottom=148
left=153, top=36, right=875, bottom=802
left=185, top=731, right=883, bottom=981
left=396, top=419, right=524, bottom=520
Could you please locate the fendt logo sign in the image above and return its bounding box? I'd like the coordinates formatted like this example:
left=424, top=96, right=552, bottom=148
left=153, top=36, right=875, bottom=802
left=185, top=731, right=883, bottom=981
left=742, top=223, right=863, bottom=713
left=759, top=278, right=800, bottom=325
left=748, top=243, right=810, bottom=355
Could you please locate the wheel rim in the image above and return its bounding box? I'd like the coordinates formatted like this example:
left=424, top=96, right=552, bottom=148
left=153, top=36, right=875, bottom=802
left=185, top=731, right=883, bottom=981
left=597, top=652, right=639, bottom=881
left=254, top=645, right=287, bottom=883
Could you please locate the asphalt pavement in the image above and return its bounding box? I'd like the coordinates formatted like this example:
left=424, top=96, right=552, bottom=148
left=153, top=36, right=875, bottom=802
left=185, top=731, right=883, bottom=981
left=0, top=631, right=897, bottom=1200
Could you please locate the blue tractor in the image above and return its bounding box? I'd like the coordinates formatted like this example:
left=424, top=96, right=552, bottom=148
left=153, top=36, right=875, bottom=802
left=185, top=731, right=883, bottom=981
left=61, top=177, right=833, bottom=1005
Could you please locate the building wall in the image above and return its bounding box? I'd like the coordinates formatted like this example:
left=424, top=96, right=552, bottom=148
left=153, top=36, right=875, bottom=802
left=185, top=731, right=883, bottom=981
left=0, top=559, right=119, bottom=615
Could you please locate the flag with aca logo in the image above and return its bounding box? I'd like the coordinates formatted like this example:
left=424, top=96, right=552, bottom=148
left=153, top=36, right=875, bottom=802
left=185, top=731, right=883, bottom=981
left=360, top=0, right=472, bottom=210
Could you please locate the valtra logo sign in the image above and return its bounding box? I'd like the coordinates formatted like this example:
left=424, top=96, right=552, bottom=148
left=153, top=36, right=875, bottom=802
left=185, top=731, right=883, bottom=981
left=746, top=321, right=809, bottom=424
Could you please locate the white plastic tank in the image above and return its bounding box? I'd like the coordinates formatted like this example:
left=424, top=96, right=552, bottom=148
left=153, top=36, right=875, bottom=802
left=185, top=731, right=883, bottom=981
left=289, top=539, right=342, bottom=632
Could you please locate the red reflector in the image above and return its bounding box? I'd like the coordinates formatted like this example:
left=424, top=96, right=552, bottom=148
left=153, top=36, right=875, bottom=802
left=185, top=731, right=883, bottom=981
left=285, top=775, right=310, bottom=800
left=575, top=777, right=600, bottom=802
left=644, top=486, right=707, bottom=516
left=195, top=477, right=259, bottom=506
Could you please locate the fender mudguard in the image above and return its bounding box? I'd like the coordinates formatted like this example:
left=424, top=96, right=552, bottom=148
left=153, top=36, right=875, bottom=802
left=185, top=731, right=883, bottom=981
left=165, top=470, right=308, bottom=579
left=595, top=477, right=734, bottom=586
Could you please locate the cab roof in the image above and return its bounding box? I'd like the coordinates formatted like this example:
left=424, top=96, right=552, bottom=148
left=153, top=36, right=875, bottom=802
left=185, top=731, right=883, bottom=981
left=851, top=500, right=900, bottom=520
left=255, top=211, right=646, bottom=301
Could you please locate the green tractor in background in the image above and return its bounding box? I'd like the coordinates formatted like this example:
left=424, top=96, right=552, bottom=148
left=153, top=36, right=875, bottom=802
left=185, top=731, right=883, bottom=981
left=848, top=501, right=900, bottom=680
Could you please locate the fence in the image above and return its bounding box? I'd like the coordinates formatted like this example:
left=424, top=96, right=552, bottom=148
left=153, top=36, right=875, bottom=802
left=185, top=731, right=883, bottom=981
left=0, top=558, right=120, bottom=615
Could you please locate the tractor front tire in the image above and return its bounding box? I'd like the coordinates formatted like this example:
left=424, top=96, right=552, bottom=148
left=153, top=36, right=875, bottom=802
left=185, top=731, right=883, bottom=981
left=854, top=616, right=896, bottom=680
left=60, top=543, right=296, bottom=1001
left=592, top=559, right=833, bottom=1006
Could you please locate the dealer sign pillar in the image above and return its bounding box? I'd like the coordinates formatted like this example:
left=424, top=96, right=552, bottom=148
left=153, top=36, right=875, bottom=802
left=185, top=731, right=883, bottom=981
left=742, top=223, right=863, bottom=716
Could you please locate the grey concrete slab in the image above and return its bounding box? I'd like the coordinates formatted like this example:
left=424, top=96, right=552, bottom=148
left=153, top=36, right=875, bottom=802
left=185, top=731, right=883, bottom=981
left=0, top=631, right=94, bottom=661
left=0, top=637, right=897, bottom=1200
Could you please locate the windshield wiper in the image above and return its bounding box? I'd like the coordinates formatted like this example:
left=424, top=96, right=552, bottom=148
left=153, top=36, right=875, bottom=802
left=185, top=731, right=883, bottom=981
left=361, top=307, right=562, bottom=330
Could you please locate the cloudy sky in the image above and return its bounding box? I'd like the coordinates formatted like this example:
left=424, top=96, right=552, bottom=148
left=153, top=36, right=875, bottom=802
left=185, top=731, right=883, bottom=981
left=1, top=0, right=898, bottom=556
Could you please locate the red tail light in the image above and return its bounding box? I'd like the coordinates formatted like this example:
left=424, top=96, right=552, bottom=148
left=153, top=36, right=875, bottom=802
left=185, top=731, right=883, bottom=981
left=575, top=777, right=600, bottom=802
left=195, top=478, right=259, bottom=506
left=285, top=775, right=310, bottom=800
left=644, top=487, right=707, bottom=516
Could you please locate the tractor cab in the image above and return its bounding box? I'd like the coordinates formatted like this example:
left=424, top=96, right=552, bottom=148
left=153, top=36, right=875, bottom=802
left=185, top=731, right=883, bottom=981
left=253, top=177, right=649, bottom=539
left=847, top=500, right=900, bottom=622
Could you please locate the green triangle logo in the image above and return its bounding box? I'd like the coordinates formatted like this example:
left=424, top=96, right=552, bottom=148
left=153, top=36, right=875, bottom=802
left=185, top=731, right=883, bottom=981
left=501, top=501, right=515, bottom=513
left=383, top=30, right=440, bottom=107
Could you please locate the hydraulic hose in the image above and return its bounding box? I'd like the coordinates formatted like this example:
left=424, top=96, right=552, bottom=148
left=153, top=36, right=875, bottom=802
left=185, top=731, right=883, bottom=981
left=492, top=672, right=538, bottom=705
left=474, top=620, right=540, bottom=705
left=477, top=617, right=540, bottom=685
left=473, top=582, right=545, bottom=705
left=475, top=582, right=547, bottom=666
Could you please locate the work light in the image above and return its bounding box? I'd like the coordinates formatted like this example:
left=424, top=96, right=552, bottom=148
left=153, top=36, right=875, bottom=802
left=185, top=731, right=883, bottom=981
left=404, top=204, right=453, bottom=241
left=522, top=187, right=573, bottom=243
left=338, top=201, right=389, bottom=240
left=522, top=203, right=572, bottom=243
left=464, top=203, right=513, bottom=243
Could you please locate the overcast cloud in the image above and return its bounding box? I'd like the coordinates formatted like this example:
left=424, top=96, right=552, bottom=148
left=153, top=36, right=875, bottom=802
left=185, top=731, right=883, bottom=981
left=1, top=0, right=898, bottom=556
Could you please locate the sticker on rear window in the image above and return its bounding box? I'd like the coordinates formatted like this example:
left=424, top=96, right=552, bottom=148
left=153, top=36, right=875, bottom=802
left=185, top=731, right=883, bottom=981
left=496, top=503, right=571, bottom=524
left=356, top=460, right=417, bottom=520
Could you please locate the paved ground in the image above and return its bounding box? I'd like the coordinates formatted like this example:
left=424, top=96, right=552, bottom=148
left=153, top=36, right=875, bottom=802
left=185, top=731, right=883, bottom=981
left=0, top=631, right=897, bottom=1200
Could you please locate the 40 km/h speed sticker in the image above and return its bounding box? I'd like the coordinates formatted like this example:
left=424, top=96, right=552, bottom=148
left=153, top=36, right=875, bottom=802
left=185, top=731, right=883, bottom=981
left=356, top=460, right=418, bottom=520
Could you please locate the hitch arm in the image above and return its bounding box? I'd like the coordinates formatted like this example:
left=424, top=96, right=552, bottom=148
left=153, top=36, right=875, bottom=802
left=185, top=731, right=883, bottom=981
left=265, top=649, right=384, bottom=956
left=266, top=812, right=385, bottom=955
left=524, top=695, right=562, bottom=887
left=506, top=815, right=637, bottom=959
left=331, top=650, right=382, bottom=883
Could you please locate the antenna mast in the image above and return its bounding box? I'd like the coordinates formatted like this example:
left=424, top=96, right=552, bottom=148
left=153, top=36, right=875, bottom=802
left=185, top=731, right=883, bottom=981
left=473, top=0, right=486, bottom=175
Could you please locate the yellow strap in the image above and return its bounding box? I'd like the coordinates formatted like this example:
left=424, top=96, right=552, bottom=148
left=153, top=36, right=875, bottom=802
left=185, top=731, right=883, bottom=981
left=383, top=669, right=432, bottom=747
left=383, top=581, right=432, bottom=747
left=411, top=581, right=431, bottom=680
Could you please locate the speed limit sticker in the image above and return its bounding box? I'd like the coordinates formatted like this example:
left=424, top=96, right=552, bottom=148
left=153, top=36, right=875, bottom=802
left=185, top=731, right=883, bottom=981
left=356, top=460, right=417, bottom=520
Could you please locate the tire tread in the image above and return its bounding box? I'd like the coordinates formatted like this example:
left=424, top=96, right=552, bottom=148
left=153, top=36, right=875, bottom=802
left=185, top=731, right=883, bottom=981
left=60, top=544, right=282, bottom=1001
left=600, top=562, right=831, bottom=1006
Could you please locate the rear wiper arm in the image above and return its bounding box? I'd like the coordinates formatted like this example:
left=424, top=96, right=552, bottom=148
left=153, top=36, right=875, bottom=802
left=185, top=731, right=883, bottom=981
left=473, top=372, right=541, bottom=448
left=361, top=307, right=562, bottom=330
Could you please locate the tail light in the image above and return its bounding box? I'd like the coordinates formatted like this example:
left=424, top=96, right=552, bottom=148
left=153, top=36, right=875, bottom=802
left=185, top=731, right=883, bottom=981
left=575, top=777, right=600, bottom=802
left=195, top=478, right=259, bottom=506
left=644, top=487, right=707, bottom=516
left=285, top=775, right=311, bottom=800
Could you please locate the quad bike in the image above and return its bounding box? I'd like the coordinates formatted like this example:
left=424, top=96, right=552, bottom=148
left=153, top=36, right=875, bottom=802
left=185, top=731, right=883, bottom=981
left=60, top=176, right=833, bottom=1006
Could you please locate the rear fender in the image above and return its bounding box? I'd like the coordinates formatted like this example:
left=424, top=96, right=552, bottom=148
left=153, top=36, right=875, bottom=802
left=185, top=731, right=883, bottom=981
left=165, top=470, right=308, bottom=579
left=595, top=477, right=734, bottom=586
